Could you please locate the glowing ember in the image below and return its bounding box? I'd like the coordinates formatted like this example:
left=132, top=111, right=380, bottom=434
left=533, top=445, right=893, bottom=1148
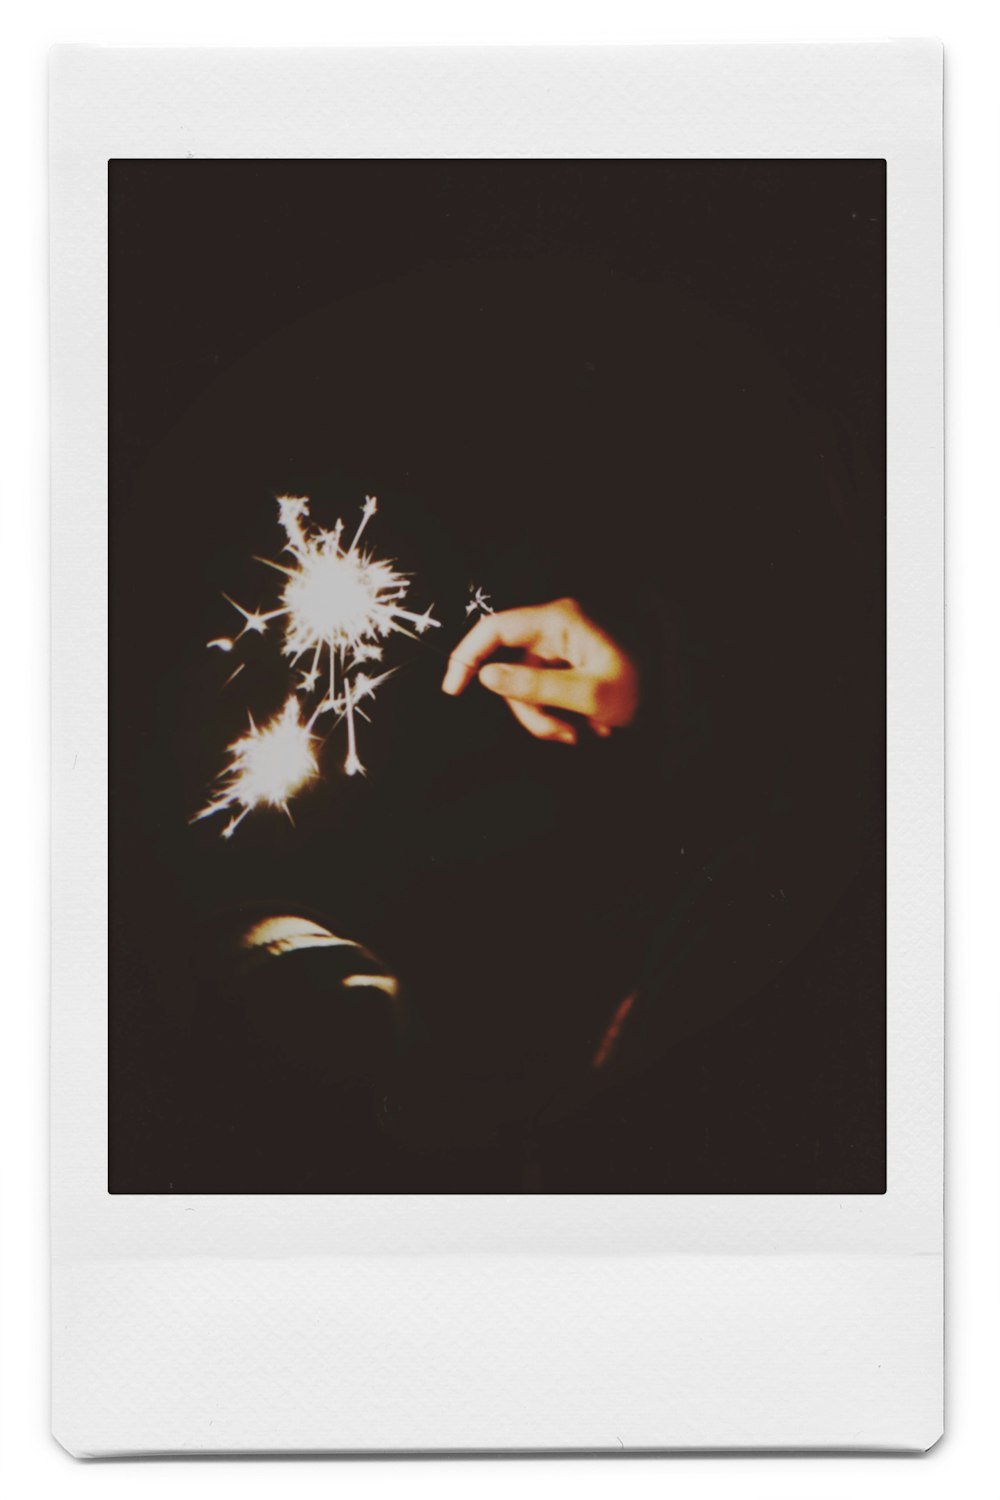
left=194, top=696, right=318, bottom=839
left=197, top=493, right=439, bottom=834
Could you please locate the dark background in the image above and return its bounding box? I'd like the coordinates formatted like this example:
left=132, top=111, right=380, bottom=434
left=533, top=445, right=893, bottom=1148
left=109, top=160, right=885, bottom=1193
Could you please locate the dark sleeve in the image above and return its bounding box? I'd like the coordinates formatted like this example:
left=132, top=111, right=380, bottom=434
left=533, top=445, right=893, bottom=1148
left=571, top=365, right=880, bottom=1070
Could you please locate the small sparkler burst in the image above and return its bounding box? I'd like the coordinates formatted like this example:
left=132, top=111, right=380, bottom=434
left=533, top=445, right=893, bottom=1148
left=196, top=494, right=439, bottom=835
left=194, top=696, right=319, bottom=839
left=465, top=584, right=494, bottom=618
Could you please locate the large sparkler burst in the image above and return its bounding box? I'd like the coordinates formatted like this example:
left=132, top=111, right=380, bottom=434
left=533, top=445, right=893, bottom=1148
left=196, top=494, right=439, bottom=837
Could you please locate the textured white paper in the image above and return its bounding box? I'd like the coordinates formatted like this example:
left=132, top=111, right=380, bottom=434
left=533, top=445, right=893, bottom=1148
left=50, top=42, right=943, bottom=1456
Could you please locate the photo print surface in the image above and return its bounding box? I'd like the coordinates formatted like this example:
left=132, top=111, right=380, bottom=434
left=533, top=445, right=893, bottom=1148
left=109, top=159, right=885, bottom=1194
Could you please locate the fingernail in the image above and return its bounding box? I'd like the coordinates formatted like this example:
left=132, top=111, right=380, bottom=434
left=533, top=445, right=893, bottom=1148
left=441, top=664, right=460, bottom=694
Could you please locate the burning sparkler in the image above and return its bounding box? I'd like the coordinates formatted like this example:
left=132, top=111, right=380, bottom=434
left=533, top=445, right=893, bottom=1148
left=194, top=696, right=319, bottom=839
left=465, top=584, right=494, bottom=619
left=196, top=493, right=439, bottom=835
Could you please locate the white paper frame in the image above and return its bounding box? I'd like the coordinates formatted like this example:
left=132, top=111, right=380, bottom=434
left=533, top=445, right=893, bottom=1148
left=50, top=42, right=943, bottom=1456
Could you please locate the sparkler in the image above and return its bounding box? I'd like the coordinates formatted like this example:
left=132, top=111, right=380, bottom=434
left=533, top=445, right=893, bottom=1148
left=194, top=696, right=318, bottom=839
left=196, top=493, right=440, bottom=835
left=465, top=584, right=494, bottom=619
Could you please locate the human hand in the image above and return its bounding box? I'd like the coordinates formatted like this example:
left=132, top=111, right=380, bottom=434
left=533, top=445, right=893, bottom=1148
left=441, top=597, right=639, bottom=744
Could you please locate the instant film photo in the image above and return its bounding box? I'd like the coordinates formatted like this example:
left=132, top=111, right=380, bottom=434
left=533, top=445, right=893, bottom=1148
left=51, top=42, right=942, bottom=1456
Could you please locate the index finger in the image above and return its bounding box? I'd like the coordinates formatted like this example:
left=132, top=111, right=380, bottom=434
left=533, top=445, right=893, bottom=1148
left=441, top=606, right=552, bottom=695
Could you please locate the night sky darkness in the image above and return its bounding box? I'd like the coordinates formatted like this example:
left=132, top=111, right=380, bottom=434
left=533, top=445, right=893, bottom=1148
left=110, top=161, right=885, bottom=1193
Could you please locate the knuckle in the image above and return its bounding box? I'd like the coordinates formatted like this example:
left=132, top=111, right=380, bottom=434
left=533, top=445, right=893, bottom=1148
left=591, top=677, right=613, bottom=718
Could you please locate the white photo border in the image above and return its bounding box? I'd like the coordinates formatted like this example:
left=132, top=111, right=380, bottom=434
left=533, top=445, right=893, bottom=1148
left=50, top=42, right=942, bottom=1455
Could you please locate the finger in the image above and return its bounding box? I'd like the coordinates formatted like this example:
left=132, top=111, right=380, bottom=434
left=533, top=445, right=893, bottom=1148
left=478, top=662, right=599, bottom=716
left=441, top=606, right=553, bottom=696
left=507, top=699, right=578, bottom=745
left=590, top=719, right=613, bottom=738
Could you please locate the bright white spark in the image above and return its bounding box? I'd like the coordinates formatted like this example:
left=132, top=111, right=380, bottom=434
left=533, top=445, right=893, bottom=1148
left=268, top=495, right=436, bottom=664
left=466, top=584, right=494, bottom=618
left=201, top=494, right=439, bottom=832
left=256, top=494, right=438, bottom=778
left=222, top=595, right=285, bottom=638
left=194, top=696, right=318, bottom=839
